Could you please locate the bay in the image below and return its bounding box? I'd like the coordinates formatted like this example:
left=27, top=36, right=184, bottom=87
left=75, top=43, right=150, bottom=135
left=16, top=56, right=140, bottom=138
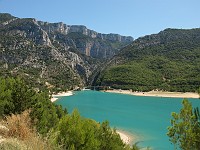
left=55, top=90, right=200, bottom=150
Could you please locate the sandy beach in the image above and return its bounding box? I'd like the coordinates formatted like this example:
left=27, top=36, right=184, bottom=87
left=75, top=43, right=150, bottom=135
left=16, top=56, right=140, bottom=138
left=51, top=91, right=73, bottom=102
left=116, top=130, right=134, bottom=145
left=105, top=89, right=199, bottom=99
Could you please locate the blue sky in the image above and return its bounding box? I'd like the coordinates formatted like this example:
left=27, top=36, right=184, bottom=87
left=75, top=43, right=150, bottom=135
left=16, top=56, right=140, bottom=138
left=0, top=0, right=199, bottom=39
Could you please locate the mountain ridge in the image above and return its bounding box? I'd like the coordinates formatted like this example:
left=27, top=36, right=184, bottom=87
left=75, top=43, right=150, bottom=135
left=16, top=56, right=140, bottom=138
left=95, top=28, right=200, bottom=92
left=0, top=13, right=133, bottom=58
left=37, top=21, right=133, bottom=43
left=0, top=13, right=120, bottom=91
left=1, top=13, right=200, bottom=92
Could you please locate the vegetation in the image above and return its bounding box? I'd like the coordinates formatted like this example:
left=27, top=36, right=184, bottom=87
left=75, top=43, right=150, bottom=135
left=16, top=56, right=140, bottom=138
left=3, top=13, right=200, bottom=150
left=52, top=110, right=129, bottom=150
left=0, top=110, right=53, bottom=150
left=96, top=28, right=200, bottom=92
left=97, top=62, right=162, bottom=91
left=0, top=13, right=16, bottom=24
left=0, top=76, right=66, bottom=134
left=167, top=99, right=200, bottom=150
left=0, top=77, right=141, bottom=150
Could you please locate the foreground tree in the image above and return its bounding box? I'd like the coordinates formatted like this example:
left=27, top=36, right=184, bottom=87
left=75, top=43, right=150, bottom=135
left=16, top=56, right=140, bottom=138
left=0, top=76, right=141, bottom=150
left=53, top=109, right=130, bottom=150
left=167, top=99, right=200, bottom=150
left=0, top=77, right=66, bottom=134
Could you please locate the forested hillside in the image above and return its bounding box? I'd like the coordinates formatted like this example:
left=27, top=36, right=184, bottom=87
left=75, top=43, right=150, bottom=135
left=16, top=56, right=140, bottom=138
left=95, top=28, right=200, bottom=92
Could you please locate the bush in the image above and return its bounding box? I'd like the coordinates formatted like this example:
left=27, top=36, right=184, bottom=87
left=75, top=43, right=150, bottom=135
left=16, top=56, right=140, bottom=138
left=0, top=110, right=55, bottom=150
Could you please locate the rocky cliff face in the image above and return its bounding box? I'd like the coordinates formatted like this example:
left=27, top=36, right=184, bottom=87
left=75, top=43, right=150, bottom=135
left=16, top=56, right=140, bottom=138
left=36, top=21, right=133, bottom=58
left=0, top=13, right=134, bottom=90
left=37, top=21, right=133, bottom=43
left=0, top=13, right=108, bottom=90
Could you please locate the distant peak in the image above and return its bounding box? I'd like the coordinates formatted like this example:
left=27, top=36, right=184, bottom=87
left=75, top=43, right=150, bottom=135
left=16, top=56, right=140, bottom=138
left=0, top=13, right=17, bottom=23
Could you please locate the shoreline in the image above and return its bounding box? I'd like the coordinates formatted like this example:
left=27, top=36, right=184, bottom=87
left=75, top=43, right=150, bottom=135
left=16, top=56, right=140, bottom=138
left=50, top=90, right=135, bottom=145
left=51, top=91, right=73, bottom=102
left=105, top=89, right=199, bottom=99
left=116, top=130, right=135, bottom=145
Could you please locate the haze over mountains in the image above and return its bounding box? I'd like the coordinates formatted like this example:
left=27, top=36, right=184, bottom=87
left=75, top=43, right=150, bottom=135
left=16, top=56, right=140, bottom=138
left=1, top=13, right=200, bottom=92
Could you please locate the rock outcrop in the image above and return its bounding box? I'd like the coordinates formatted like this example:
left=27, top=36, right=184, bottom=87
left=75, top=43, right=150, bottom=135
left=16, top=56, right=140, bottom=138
left=37, top=21, right=133, bottom=43
left=37, top=21, right=133, bottom=58
left=0, top=13, right=100, bottom=89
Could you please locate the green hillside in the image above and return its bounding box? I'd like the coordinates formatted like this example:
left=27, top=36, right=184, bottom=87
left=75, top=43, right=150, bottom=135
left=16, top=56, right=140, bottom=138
left=96, top=28, right=200, bottom=92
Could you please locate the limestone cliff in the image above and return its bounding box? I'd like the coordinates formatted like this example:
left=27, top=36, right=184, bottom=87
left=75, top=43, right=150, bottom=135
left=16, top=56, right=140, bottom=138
left=37, top=21, right=133, bottom=58
left=0, top=13, right=101, bottom=90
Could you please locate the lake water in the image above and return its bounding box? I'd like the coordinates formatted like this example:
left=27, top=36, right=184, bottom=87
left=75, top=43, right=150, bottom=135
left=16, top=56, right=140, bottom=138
left=55, top=90, right=200, bottom=150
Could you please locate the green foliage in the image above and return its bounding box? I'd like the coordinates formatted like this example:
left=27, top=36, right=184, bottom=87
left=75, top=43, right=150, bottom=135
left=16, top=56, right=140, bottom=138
left=167, top=99, right=200, bottom=150
left=96, top=28, right=200, bottom=92
left=0, top=77, right=34, bottom=115
left=0, top=77, right=66, bottom=135
left=0, top=77, right=138, bottom=150
left=53, top=110, right=132, bottom=150
left=99, top=63, right=162, bottom=91
left=54, top=109, right=99, bottom=149
left=0, top=13, right=15, bottom=24
left=98, top=121, right=125, bottom=150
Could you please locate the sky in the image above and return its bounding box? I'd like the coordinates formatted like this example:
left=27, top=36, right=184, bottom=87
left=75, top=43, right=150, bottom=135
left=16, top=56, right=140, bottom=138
left=0, top=0, right=200, bottom=39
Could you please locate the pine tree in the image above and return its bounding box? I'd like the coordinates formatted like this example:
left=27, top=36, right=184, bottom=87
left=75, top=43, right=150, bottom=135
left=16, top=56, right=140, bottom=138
left=167, top=99, right=200, bottom=150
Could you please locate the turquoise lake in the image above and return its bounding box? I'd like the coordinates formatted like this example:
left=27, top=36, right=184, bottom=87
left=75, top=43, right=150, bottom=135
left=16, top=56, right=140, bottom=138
left=55, top=90, right=200, bottom=150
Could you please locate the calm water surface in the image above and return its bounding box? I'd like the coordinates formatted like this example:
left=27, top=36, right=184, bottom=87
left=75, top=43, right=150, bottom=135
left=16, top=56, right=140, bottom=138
left=55, top=90, right=200, bottom=150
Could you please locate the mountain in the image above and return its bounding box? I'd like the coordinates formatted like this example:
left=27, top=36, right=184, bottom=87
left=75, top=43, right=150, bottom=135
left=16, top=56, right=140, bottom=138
left=95, top=28, right=200, bottom=92
left=2, top=13, right=200, bottom=92
left=37, top=21, right=133, bottom=58
left=0, top=13, right=133, bottom=91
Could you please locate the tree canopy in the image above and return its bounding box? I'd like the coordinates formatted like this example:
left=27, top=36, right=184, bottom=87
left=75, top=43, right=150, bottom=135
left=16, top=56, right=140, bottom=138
left=167, top=99, right=200, bottom=150
left=0, top=76, right=140, bottom=150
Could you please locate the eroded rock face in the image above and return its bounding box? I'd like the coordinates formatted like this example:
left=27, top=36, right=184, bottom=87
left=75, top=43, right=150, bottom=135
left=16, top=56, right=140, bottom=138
left=0, top=13, right=133, bottom=89
left=37, top=21, right=133, bottom=42
left=37, top=21, right=133, bottom=58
